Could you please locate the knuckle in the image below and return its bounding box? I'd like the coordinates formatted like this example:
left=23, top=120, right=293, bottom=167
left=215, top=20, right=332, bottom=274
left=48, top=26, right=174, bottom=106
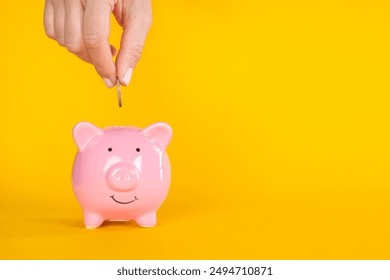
left=57, top=37, right=66, bottom=47
left=140, top=14, right=152, bottom=28
left=129, top=45, right=143, bottom=64
left=126, top=13, right=152, bottom=30
left=65, top=41, right=84, bottom=54
left=133, top=14, right=152, bottom=29
left=83, top=33, right=105, bottom=49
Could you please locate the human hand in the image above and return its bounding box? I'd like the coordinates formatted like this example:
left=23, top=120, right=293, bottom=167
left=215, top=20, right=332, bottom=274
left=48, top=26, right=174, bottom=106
left=44, top=0, right=152, bottom=88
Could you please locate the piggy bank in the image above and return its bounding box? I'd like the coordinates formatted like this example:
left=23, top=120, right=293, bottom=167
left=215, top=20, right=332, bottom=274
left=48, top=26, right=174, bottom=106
left=72, top=122, right=172, bottom=229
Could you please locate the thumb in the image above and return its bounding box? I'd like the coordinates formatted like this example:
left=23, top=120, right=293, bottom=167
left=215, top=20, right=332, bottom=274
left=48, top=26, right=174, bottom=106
left=116, top=0, right=152, bottom=86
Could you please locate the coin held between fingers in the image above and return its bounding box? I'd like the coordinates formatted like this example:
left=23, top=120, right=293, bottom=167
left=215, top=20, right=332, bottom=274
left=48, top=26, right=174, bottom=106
left=116, top=77, right=122, bottom=108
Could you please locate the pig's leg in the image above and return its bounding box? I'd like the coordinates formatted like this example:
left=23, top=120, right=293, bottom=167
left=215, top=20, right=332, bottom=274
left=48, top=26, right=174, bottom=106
left=135, top=212, right=157, bottom=227
left=83, top=212, right=104, bottom=229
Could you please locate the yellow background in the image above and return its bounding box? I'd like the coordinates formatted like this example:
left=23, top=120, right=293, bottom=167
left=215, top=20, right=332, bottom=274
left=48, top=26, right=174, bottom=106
left=1, top=0, right=390, bottom=259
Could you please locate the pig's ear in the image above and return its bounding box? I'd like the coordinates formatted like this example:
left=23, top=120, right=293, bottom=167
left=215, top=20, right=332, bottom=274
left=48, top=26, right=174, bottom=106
left=142, top=122, right=173, bottom=150
left=73, top=122, right=102, bottom=151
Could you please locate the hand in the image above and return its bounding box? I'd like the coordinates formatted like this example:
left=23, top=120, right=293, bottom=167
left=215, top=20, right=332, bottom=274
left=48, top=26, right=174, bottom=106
left=44, top=0, right=152, bottom=88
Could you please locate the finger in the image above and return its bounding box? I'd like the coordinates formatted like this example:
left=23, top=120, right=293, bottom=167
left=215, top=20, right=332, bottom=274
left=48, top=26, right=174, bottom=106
left=116, top=0, right=152, bottom=86
left=44, top=0, right=56, bottom=39
left=52, top=0, right=66, bottom=46
left=64, top=0, right=91, bottom=63
left=83, top=0, right=116, bottom=88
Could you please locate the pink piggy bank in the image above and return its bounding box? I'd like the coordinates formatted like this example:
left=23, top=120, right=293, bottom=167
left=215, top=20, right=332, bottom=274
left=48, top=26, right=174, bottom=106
left=72, top=122, right=172, bottom=229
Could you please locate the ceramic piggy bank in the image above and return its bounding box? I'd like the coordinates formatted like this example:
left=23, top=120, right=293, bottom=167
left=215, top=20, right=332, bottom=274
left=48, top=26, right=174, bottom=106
left=72, top=122, right=172, bottom=229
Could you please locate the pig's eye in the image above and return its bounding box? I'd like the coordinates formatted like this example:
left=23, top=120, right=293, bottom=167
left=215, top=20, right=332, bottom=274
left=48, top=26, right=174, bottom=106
left=108, top=148, right=112, bottom=152
left=136, top=148, right=141, bottom=152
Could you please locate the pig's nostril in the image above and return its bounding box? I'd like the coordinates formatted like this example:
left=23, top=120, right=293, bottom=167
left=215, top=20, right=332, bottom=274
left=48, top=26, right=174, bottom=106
left=115, top=174, right=121, bottom=181
left=124, top=174, right=131, bottom=181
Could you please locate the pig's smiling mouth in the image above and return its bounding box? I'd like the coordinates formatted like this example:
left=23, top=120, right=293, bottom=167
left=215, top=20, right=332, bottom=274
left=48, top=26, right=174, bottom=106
left=110, top=195, right=138, bottom=204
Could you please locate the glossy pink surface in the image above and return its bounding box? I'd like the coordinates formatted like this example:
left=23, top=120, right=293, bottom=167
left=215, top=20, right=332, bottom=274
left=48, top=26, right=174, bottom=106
left=72, top=122, right=172, bottom=229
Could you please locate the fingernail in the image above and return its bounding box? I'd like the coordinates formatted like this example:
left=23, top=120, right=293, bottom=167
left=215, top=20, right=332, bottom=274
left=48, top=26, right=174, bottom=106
left=123, top=68, right=133, bottom=86
left=102, top=78, right=115, bottom=88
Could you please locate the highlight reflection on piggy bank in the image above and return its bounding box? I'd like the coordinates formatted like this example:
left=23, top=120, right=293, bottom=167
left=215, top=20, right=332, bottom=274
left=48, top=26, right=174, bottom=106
left=72, top=122, right=172, bottom=229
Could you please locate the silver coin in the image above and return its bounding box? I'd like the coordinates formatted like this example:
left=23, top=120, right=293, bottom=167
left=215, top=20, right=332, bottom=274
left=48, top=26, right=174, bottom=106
left=116, top=77, right=122, bottom=108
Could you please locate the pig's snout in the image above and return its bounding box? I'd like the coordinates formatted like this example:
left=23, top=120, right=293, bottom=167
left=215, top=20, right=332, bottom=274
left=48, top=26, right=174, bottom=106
left=107, top=164, right=140, bottom=191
